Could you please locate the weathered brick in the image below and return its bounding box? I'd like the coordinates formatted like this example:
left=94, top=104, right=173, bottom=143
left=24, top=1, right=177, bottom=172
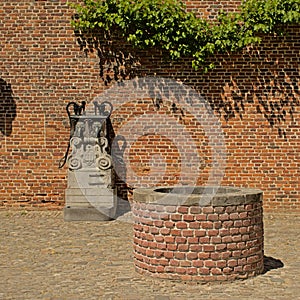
left=183, top=214, right=195, bottom=222
left=227, top=259, right=238, bottom=267
left=187, top=237, right=199, bottom=244
left=1, top=0, right=295, bottom=283
left=189, top=221, right=200, bottom=229
left=164, top=251, right=174, bottom=259
left=170, top=214, right=182, bottom=221
left=192, top=259, right=204, bottom=267
left=203, top=244, right=215, bottom=252
left=165, top=221, right=175, bottom=228
left=201, top=221, right=214, bottom=229
left=182, top=230, right=194, bottom=237
left=177, top=244, right=189, bottom=252
left=186, top=252, right=198, bottom=260
left=176, top=222, right=188, bottom=229
left=164, top=236, right=175, bottom=243
left=194, top=229, right=206, bottom=237
left=175, top=236, right=187, bottom=244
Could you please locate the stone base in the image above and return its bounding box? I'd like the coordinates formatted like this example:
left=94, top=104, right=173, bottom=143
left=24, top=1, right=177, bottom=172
left=64, top=187, right=117, bottom=221
left=64, top=206, right=113, bottom=222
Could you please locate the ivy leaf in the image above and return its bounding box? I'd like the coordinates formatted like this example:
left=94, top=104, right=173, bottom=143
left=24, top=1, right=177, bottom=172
left=68, top=0, right=300, bottom=71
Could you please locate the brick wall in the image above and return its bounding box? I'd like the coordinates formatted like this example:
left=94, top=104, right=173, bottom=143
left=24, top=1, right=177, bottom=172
left=0, top=0, right=103, bottom=209
left=132, top=200, right=264, bottom=281
left=0, top=0, right=299, bottom=212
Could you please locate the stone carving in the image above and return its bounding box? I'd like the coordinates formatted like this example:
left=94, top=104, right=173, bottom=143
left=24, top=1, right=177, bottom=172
left=62, top=100, right=116, bottom=221
left=68, top=118, right=112, bottom=172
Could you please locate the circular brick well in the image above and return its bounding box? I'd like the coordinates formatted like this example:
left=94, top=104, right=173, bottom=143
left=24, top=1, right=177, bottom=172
left=132, top=186, right=264, bottom=282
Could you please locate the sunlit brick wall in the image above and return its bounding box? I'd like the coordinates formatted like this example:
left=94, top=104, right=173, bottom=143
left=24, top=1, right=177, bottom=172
left=0, top=0, right=299, bottom=212
left=0, top=0, right=103, bottom=209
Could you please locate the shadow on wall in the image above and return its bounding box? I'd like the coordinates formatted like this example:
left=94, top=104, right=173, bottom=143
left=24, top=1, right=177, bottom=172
left=0, top=78, right=17, bottom=136
left=141, top=49, right=300, bottom=140
left=73, top=25, right=299, bottom=139
left=209, top=56, right=300, bottom=140
left=108, top=119, right=131, bottom=217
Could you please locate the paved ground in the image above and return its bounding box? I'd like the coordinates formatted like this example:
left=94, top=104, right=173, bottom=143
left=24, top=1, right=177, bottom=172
left=0, top=210, right=299, bottom=300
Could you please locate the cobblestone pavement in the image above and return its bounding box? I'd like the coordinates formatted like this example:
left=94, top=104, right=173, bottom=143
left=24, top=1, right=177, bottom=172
left=0, top=210, right=299, bottom=300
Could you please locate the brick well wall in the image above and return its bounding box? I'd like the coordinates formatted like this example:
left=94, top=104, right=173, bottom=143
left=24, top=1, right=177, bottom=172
left=132, top=200, right=264, bottom=281
left=0, top=0, right=299, bottom=212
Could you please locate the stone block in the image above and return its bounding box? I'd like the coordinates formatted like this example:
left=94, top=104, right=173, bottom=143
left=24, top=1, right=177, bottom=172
left=64, top=187, right=117, bottom=221
left=64, top=207, right=113, bottom=221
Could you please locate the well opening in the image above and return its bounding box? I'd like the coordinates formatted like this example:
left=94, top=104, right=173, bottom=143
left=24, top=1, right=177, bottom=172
left=154, top=186, right=241, bottom=195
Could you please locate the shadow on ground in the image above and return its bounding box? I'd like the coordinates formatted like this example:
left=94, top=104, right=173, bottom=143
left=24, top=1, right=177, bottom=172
left=263, top=255, right=284, bottom=274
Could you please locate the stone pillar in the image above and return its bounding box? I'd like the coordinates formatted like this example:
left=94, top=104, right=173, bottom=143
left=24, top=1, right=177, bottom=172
left=63, top=101, right=116, bottom=221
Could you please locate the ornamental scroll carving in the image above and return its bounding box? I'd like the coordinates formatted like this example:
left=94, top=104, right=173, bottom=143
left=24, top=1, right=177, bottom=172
left=59, top=101, right=113, bottom=173
left=68, top=126, right=112, bottom=171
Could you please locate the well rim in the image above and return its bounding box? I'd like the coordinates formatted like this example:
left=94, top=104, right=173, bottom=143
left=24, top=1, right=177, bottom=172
left=133, top=185, right=263, bottom=207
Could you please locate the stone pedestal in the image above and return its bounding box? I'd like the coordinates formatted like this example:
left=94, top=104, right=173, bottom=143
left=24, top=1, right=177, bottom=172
left=63, top=103, right=116, bottom=221
left=64, top=169, right=116, bottom=221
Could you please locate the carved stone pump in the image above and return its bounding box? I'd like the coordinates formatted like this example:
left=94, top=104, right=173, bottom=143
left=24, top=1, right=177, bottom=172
left=60, top=100, right=116, bottom=221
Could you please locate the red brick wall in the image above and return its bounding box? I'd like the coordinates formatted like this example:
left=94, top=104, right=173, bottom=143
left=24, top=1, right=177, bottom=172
left=0, top=0, right=103, bottom=209
left=0, top=0, right=299, bottom=212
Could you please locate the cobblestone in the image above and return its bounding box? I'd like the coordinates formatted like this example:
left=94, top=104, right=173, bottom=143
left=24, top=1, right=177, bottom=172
left=0, top=211, right=299, bottom=299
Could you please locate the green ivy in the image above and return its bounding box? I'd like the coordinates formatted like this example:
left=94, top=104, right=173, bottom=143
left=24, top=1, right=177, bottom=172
left=69, top=0, right=300, bottom=71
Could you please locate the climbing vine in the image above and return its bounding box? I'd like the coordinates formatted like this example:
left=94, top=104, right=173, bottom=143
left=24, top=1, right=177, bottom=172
left=69, top=0, right=300, bottom=71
